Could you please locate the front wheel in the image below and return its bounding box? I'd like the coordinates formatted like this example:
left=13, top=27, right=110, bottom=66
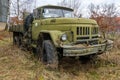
left=37, top=40, right=58, bottom=69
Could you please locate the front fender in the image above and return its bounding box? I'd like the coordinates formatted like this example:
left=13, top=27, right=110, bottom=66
left=40, top=30, right=63, bottom=47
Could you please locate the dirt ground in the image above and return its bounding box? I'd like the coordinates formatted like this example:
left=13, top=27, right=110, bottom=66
left=0, top=31, right=120, bottom=80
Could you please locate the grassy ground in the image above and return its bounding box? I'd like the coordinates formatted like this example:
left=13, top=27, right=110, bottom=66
left=0, top=31, right=120, bottom=80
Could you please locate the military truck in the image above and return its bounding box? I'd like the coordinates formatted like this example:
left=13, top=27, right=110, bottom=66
left=9, top=5, right=113, bottom=68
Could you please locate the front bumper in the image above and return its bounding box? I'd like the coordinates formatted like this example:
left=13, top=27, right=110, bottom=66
left=61, top=40, right=113, bottom=56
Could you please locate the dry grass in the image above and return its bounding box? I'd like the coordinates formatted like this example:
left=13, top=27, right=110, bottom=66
left=0, top=31, right=120, bottom=80
left=0, top=45, right=44, bottom=80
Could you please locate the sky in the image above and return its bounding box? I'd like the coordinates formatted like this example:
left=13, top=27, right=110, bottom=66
left=10, top=0, right=120, bottom=17
left=34, top=0, right=120, bottom=17
left=35, top=0, right=120, bottom=7
left=35, top=0, right=62, bottom=7
left=81, top=0, right=120, bottom=17
left=82, top=0, right=120, bottom=5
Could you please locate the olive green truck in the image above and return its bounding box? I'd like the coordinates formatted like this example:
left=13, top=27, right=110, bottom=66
left=9, top=5, right=113, bottom=68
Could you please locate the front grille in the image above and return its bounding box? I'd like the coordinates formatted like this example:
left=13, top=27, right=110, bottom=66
left=76, top=26, right=98, bottom=44
left=77, top=27, right=90, bottom=35
left=77, top=27, right=98, bottom=35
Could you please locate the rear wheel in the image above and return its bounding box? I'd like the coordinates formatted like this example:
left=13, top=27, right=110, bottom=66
left=13, top=32, right=23, bottom=47
left=13, top=32, right=17, bottom=45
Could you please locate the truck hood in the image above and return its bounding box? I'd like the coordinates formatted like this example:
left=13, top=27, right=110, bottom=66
left=40, top=18, right=97, bottom=25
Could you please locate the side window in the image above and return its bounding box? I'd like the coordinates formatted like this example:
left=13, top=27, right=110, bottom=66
left=37, top=9, right=41, bottom=18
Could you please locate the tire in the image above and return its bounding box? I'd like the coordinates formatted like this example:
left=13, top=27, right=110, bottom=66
left=37, top=40, right=58, bottom=69
left=13, top=32, right=22, bottom=47
left=36, top=34, right=44, bottom=61
left=16, top=36, right=20, bottom=47
left=13, top=33, right=19, bottom=46
left=13, top=32, right=17, bottom=45
left=18, top=34, right=23, bottom=48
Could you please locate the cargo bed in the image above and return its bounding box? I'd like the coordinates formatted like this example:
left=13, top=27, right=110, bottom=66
left=9, top=25, right=24, bottom=33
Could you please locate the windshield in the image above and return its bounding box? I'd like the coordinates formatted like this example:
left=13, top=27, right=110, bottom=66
left=43, top=8, right=74, bottom=18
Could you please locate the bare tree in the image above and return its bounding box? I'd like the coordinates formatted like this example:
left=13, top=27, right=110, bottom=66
left=88, top=3, right=119, bottom=34
left=10, top=0, right=33, bottom=18
left=9, top=0, right=34, bottom=26
left=59, top=0, right=82, bottom=17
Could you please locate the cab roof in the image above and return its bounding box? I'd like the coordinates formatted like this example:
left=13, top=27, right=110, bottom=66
left=36, top=5, right=73, bottom=11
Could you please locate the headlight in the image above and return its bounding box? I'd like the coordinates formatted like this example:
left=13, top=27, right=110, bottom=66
left=61, top=34, right=67, bottom=41
left=98, top=34, right=102, bottom=38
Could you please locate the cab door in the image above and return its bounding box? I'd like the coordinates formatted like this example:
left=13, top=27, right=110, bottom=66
left=32, top=8, right=43, bottom=40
